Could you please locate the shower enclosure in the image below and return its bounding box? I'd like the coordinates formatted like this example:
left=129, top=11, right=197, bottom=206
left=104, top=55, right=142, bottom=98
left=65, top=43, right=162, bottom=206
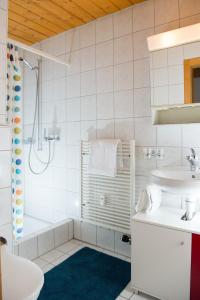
left=7, top=40, right=77, bottom=242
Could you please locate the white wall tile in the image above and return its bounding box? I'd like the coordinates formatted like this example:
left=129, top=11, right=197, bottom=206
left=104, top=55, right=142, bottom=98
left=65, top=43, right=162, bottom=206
left=69, top=220, right=74, bottom=240
left=133, top=0, right=154, bottom=32
left=66, top=122, right=80, bottom=145
left=0, top=151, right=11, bottom=188
left=113, top=8, right=132, bottom=38
left=0, top=188, right=11, bottom=226
left=67, top=74, right=80, bottom=98
left=0, top=43, right=6, bottom=78
left=97, top=227, right=115, bottom=251
left=54, top=224, right=69, bottom=247
left=0, top=224, right=12, bottom=253
left=81, top=70, right=96, bottom=96
left=168, top=65, right=184, bottom=85
left=155, top=20, right=180, bottom=34
left=157, top=125, right=182, bottom=147
left=114, top=231, right=131, bottom=257
left=152, top=49, right=168, bottom=68
left=81, top=121, right=96, bottom=140
left=115, top=118, right=134, bottom=140
left=157, top=147, right=182, bottom=168
left=0, top=9, right=7, bottom=42
left=135, top=147, right=156, bottom=176
left=65, top=28, right=80, bottom=52
left=153, top=86, right=169, bottom=105
left=133, top=28, right=154, bottom=60
left=134, top=88, right=151, bottom=117
left=97, top=119, right=115, bottom=138
left=96, top=40, right=113, bottom=68
left=179, top=0, right=200, bottom=18
left=81, top=95, right=96, bottom=121
left=0, top=79, right=6, bottom=115
left=74, top=220, right=82, bottom=240
left=80, top=46, right=95, bottom=72
left=180, top=14, right=200, bottom=27
left=51, top=32, right=66, bottom=56
left=97, top=92, right=114, bottom=120
left=0, top=0, right=7, bottom=10
left=66, top=98, right=80, bottom=121
left=67, top=50, right=80, bottom=75
left=168, top=84, right=184, bottom=105
left=182, top=124, right=200, bottom=147
left=155, top=0, right=179, bottom=26
left=114, top=34, right=133, bottom=64
left=96, top=15, right=113, bottom=43
left=134, top=59, right=150, bottom=88
left=114, top=62, right=133, bottom=91
left=0, top=127, right=11, bottom=150
left=97, top=66, right=113, bottom=93
left=168, top=46, right=184, bottom=66
left=135, top=117, right=156, bottom=146
left=80, top=22, right=95, bottom=48
left=153, top=67, right=168, bottom=87
left=114, top=90, right=133, bottom=118
left=19, top=238, right=38, bottom=260
left=38, top=230, right=54, bottom=256
left=184, top=41, right=200, bottom=59
left=81, top=222, right=97, bottom=245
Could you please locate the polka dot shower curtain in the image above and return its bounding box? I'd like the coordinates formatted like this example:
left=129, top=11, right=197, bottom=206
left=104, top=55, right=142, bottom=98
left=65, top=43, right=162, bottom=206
left=7, top=44, right=24, bottom=240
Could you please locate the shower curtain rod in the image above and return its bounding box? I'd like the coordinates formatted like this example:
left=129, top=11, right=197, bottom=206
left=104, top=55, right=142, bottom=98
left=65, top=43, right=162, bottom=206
left=7, top=38, right=70, bottom=67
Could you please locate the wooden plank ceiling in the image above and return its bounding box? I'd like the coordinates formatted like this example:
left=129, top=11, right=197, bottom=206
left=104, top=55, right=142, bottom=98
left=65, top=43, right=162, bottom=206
left=8, top=0, right=145, bottom=45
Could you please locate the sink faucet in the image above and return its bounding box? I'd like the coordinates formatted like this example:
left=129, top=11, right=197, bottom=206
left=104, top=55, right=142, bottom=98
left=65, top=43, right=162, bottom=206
left=186, top=148, right=199, bottom=172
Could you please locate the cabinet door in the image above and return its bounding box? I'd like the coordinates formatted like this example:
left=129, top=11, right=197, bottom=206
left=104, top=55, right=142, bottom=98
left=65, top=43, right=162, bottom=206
left=132, top=221, right=191, bottom=300
left=190, top=234, right=200, bottom=300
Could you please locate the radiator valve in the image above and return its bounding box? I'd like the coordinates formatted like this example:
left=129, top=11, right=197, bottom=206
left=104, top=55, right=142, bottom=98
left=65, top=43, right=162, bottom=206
left=121, top=234, right=131, bottom=244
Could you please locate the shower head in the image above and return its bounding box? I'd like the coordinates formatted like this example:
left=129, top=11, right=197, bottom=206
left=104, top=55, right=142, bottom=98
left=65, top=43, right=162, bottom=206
left=19, top=57, right=38, bottom=70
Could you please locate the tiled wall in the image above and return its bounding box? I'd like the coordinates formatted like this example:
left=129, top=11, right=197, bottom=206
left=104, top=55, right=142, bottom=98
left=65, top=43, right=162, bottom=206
left=0, top=0, right=12, bottom=252
left=14, top=220, right=74, bottom=260
left=0, top=0, right=7, bottom=122
left=22, top=0, right=200, bottom=248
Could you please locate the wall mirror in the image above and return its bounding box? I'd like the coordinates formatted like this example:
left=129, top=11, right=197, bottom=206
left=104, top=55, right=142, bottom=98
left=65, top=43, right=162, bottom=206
left=148, top=23, right=200, bottom=124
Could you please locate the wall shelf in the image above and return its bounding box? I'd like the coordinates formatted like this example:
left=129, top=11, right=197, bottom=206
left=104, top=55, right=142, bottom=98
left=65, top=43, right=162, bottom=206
left=152, top=104, right=200, bottom=125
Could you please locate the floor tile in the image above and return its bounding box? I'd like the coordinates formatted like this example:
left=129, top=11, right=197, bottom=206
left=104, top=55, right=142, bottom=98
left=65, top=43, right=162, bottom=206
left=52, top=254, right=70, bottom=266
left=130, top=294, right=156, bottom=300
left=120, top=282, right=134, bottom=299
left=41, top=263, right=54, bottom=273
left=68, top=244, right=84, bottom=255
left=56, top=240, right=81, bottom=254
left=33, top=257, right=48, bottom=269
left=116, top=297, right=127, bottom=300
left=40, top=249, right=63, bottom=263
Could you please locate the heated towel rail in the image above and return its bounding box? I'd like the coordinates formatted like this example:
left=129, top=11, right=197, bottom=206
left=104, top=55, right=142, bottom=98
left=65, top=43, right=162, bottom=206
left=81, top=140, right=135, bottom=233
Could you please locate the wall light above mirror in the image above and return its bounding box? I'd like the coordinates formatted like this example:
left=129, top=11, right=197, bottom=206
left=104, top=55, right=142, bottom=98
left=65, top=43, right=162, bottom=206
left=148, top=23, right=200, bottom=125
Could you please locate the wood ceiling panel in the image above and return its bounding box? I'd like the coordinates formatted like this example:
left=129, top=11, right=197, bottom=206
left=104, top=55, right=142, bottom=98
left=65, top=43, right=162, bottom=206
left=8, top=0, right=146, bottom=45
left=9, top=1, right=64, bottom=34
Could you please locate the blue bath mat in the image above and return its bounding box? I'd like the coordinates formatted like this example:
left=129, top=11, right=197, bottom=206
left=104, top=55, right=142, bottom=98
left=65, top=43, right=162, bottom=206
left=38, top=247, right=131, bottom=300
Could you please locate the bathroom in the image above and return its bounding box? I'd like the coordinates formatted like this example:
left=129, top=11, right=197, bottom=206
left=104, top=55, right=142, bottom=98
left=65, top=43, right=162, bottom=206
left=1, top=0, right=200, bottom=299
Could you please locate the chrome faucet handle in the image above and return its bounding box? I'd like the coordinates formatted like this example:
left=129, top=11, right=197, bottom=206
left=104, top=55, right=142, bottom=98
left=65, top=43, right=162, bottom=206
left=191, top=148, right=196, bottom=158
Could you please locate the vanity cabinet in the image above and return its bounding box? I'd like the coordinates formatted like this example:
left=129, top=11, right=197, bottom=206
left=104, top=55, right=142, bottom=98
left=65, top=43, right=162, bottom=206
left=131, top=208, right=200, bottom=300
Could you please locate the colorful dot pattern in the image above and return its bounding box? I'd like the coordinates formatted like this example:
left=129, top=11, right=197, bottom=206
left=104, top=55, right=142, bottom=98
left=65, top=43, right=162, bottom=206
left=7, top=44, right=24, bottom=240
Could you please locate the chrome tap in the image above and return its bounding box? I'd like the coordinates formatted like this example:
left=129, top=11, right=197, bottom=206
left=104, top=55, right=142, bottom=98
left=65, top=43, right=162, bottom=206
left=186, top=148, right=199, bottom=172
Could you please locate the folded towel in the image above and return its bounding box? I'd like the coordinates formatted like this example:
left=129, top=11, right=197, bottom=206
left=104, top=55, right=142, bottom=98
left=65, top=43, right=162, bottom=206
left=88, top=139, right=122, bottom=177
left=136, top=184, right=162, bottom=213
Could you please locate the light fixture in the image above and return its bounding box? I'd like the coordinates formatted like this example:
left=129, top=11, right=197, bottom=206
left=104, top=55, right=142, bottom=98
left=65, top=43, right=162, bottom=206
left=147, top=23, right=200, bottom=52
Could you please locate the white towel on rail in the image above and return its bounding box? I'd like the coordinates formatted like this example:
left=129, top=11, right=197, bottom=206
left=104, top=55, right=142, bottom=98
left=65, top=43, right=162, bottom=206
left=135, top=184, right=162, bottom=213
left=88, top=139, right=122, bottom=177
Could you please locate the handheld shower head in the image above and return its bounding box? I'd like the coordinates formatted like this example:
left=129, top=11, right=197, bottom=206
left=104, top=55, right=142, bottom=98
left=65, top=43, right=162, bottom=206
left=19, top=57, right=38, bottom=70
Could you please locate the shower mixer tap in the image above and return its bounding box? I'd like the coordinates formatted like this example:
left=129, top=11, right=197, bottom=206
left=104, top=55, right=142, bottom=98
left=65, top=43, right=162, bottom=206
left=44, top=127, right=60, bottom=142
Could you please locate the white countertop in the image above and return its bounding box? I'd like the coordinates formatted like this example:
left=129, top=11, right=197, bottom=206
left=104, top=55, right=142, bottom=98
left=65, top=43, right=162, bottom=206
left=132, top=206, right=200, bottom=235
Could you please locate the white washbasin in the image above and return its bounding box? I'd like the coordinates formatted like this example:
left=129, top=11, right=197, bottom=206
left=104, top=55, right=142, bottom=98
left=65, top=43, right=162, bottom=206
left=151, top=166, right=200, bottom=194
left=1, top=245, right=44, bottom=300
